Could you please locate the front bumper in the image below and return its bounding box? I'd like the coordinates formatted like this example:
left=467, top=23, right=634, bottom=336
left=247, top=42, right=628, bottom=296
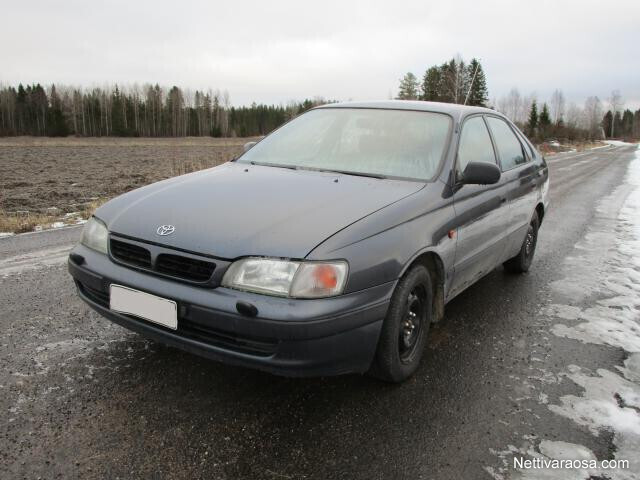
left=68, top=244, right=392, bottom=377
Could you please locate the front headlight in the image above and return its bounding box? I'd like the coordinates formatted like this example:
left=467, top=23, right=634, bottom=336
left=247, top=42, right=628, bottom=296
left=221, top=257, right=348, bottom=298
left=80, top=217, right=108, bottom=254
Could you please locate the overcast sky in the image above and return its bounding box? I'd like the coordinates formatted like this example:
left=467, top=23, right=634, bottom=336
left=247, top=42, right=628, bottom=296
left=2, top=0, right=639, bottom=109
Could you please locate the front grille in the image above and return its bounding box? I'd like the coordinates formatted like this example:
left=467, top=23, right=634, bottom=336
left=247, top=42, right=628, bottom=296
left=75, top=280, right=275, bottom=357
left=109, top=237, right=216, bottom=284
left=110, top=239, right=151, bottom=268
left=180, top=321, right=277, bottom=356
left=156, top=254, right=215, bottom=282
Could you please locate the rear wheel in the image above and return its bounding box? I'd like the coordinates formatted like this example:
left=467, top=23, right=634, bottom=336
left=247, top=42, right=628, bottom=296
left=368, top=264, right=432, bottom=383
left=504, top=211, right=539, bottom=273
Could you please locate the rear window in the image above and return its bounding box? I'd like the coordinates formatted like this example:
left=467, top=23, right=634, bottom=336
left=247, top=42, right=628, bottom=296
left=239, top=108, right=452, bottom=181
left=486, top=117, right=527, bottom=170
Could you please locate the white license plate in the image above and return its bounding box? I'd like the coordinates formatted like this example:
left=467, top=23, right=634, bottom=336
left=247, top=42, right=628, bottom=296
left=110, top=284, right=177, bottom=330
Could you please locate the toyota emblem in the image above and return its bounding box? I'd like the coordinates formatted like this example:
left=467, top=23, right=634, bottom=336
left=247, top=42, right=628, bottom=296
left=156, top=225, right=175, bottom=236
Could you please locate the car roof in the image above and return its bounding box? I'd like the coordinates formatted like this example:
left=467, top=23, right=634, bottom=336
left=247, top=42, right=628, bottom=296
left=317, top=100, right=497, bottom=120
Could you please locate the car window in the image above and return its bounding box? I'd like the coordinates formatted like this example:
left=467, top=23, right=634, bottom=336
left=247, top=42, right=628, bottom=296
left=486, top=117, right=526, bottom=170
left=513, top=127, right=534, bottom=159
left=457, top=116, right=496, bottom=174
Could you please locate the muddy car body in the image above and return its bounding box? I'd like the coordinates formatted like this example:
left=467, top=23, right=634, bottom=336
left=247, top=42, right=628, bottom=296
left=69, top=101, right=549, bottom=382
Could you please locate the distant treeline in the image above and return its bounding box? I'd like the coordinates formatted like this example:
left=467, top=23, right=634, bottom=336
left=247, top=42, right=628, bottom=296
left=2, top=79, right=638, bottom=143
left=0, top=83, right=328, bottom=137
left=497, top=89, right=640, bottom=142
left=398, top=56, right=640, bottom=142
left=601, top=108, right=639, bottom=139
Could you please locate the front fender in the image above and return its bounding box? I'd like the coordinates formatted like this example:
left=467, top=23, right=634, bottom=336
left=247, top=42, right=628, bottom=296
left=306, top=184, right=457, bottom=295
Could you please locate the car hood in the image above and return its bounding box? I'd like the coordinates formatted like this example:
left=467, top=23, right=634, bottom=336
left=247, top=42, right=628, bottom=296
left=96, top=162, right=424, bottom=259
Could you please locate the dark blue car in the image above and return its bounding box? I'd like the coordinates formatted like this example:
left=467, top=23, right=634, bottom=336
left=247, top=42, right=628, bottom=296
left=69, top=101, right=549, bottom=382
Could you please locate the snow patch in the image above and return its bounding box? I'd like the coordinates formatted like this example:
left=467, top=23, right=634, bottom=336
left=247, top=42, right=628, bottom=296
left=549, top=367, right=640, bottom=436
left=589, top=143, right=613, bottom=150
left=542, top=146, right=640, bottom=478
left=549, top=149, right=640, bottom=352
left=543, top=304, right=582, bottom=321
left=606, top=140, right=638, bottom=147
left=618, top=353, right=640, bottom=384
left=487, top=145, right=640, bottom=479
left=515, top=441, right=599, bottom=480
left=548, top=366, right=640, bottom=477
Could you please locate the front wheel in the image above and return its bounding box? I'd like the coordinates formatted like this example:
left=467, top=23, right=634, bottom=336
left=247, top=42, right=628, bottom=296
left=504, top=211, right=539, bottom=273
left=368, top=264, right=432, bottom=383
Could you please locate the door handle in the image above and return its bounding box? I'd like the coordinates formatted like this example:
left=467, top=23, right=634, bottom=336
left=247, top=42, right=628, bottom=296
left=500, top=197, right=507, bottom=204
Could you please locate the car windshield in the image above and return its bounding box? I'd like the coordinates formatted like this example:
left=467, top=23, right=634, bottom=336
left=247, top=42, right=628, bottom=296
left=238, top=108, right=452, bottom=181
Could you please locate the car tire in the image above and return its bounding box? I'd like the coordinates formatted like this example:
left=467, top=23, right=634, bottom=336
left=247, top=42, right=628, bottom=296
left=504, top=211, right=539, bottom=274
left=368, top=264, right=432, bottom=383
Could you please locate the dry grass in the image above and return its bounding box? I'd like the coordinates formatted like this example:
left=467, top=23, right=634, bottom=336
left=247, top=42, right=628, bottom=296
left=81, top=198, right=108, bottom=219
left=170, top=158, right=224, bottom=176
left=538, top=140, right=607, bottom=156
left=0, top=199, right=108, bottom=234
left=574, top=141, right=607, bottom=152
left=0, top=210, right=59, bottom=234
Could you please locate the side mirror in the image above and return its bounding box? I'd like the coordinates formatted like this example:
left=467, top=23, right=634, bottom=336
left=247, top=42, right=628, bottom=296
left=461, top=162, right=501, bottom=185
left=243, top=141, right=257, bottom=152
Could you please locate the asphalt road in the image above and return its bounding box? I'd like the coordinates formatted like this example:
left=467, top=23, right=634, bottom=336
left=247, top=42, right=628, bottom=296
left=1, top=144, right=639, bottom=480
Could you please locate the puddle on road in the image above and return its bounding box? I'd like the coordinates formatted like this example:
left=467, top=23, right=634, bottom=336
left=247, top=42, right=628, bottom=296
left=487, top=146, right=640, bottom=480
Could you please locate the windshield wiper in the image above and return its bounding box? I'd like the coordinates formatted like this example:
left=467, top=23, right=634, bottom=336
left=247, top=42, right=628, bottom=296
left=249, top=161, right=298, bottom=170
left=314, top=168, right=387, bottom=179
left=249, top=162, right=386, bottom=179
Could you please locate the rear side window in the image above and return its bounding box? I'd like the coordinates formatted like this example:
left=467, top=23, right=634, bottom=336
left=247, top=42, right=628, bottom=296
left=457, top=116, right=496, bottom=174
left=515, top=129, right=535, bottom=158
left=486, top=117, right=526, bottom=170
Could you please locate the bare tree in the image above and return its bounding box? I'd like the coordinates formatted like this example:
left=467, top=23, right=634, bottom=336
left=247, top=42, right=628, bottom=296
left=608, top=89, right=623, bottom=137
left=584, top=96, right=603, bottom=139
left=565, top=102, right=582, bottom=129
left=550, top=89, right=565, bottom=124
left=221, top=90, right=230, bottom=136
left=131, top=83, right=140, bottom=134
left=497, top=88, right=522, bottom=122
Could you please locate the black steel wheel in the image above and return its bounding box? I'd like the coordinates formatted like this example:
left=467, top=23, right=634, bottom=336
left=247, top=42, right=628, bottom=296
left=399, top=285, right=427, bottom=364
left=504, top=211, right=539, bottom=273
left=368, top=264, right=432, bottom=382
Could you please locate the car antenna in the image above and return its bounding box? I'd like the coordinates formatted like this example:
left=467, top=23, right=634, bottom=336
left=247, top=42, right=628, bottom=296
left=463, top=60, right=480, bottom=106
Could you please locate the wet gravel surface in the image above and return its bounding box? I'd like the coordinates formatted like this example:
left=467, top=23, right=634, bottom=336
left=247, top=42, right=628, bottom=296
left=0, top=145, right=637, bottom=479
